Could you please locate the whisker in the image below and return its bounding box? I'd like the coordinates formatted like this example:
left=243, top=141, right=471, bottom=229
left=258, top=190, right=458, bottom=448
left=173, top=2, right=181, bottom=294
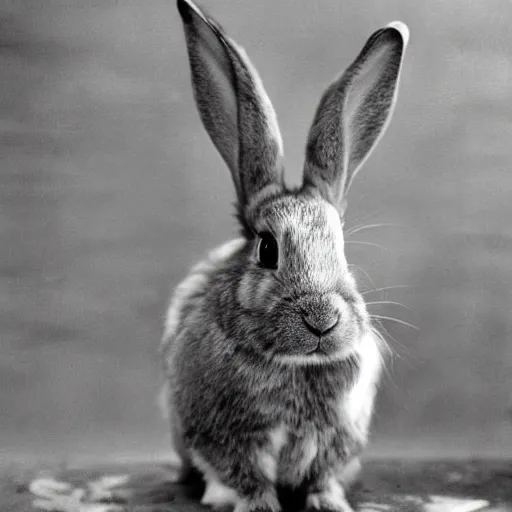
left=345, top=240, right=390, bottom=251
left=346, top=223, right=405, bottom=237
left=372, top=321, right=408, bottom=353
left=370, top=326, right=392, bottom=356
left=370, top=327, right=398, bottom=380
left=371, top=326, right=415, bottom=378
left=371, top=321, right=416, bottom=363
left=348, top=264, right=376, bottom=288
left=362, top=285, right=412, bottom=295
left=370, top=315, right=419, bottom=331
left=366, top=300, right=415, bottom=313
left=347, top=208, right=383, bottom=230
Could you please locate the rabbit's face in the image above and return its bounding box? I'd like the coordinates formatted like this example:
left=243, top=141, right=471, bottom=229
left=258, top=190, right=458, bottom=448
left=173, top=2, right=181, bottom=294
left=237, top=192, right=369, bottom=362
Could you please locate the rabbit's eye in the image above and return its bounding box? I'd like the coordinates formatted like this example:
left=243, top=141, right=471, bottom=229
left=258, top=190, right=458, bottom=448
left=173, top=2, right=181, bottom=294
left=257, top=232, right=278, bottom=270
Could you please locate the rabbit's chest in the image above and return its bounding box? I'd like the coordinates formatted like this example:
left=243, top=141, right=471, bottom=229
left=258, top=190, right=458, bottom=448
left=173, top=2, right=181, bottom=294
left=279, top=426, right=333, bottom=486
left=255, top=394, right=349, bottom=486
left=260, top=402, right=351, bottom=487
left=260, top=354, right=379, bottom=486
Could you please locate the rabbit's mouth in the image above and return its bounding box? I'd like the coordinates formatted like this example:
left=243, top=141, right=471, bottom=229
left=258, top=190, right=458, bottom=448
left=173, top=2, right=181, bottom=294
left=272, top=340, right=359, bottom=365
left=305, top=340, right=324, bottom=355
left=269, top=317, right=364, bottom=364
left=303, top=334, right=343, bottom=356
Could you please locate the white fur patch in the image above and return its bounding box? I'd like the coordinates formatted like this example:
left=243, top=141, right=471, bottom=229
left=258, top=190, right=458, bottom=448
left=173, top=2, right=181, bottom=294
left=257, top=452, right=278, bottom=483
left=201, top=479, right=239, bottom=509
left=274, top=351, right=348, bottom=365
left=306, top=476, right=350, bottom=511
left=163, top=271, right=208, bottom=341
left=339, top=457, right=362, bottom=488
left=192, top=451, right=241, bottom=509
left=256, top=424, right=288, bottom=482
left=324, top=202, right=346, bottom=257
left=191, top=451, right=217, bottom=481
left=387, top=21, right=410, bottom=48
left=269, top=423, right=288, bottom=453
left=274, top=353, right=325, bottom=365
left=342, top=332, right=382, bottom=442
left=237, top=272, right=254, bottom=309
left=207, top=238, right=246, bottom=263
left=255, top=276, right=275, bottom=307
left=234, top=490, right=281, bottom=512
left=280, top=431, right=318, bottom=487
left=297, top=434, right=318, bottom=476
left=163, top=238, right=244, bottom=341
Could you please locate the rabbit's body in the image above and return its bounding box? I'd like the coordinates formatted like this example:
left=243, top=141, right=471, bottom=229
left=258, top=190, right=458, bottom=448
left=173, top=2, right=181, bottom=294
left=162, top=234, right=381, bottom=508
left=164, top=1, right=409, bottom=511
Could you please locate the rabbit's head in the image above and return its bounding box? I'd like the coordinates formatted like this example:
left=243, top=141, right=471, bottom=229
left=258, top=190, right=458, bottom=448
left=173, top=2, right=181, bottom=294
left=178, top=0, right=408, bottom=362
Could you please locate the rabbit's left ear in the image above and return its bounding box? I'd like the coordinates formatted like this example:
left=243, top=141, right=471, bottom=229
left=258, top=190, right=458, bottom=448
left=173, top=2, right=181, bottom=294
left=177, top=0, right=284, bottom=216
left=302, top=22, right=409, bottom=210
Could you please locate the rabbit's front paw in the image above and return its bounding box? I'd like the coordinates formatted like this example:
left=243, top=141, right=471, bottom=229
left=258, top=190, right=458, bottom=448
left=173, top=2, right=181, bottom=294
left=306, top=476, right=353, bottom=512
left=201, top=479, right=239, bottom=509
left=233, top=490, right=281, bottom=512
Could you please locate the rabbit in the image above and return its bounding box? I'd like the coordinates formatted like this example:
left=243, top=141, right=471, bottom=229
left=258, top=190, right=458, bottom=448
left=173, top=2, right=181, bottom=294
left=161, top=1, right=409, bottom=511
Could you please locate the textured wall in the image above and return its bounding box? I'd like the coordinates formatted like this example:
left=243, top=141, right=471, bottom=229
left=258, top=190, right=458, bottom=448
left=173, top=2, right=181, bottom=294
left=1, top=0, right=511, bottom=462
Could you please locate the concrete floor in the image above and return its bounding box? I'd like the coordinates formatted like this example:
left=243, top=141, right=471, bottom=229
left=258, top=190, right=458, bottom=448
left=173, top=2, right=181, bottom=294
left=4, top=460, right=512, bottom=511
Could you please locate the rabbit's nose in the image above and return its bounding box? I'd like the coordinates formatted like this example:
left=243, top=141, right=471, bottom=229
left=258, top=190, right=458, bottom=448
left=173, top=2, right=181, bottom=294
left=301, top=308, right=340, bottom=336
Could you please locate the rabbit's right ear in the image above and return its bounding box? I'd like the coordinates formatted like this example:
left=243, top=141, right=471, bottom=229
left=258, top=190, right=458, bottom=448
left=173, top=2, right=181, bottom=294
left=302, top=22, right=409, bottom=211
left=177, top=0, right=284, bottom=218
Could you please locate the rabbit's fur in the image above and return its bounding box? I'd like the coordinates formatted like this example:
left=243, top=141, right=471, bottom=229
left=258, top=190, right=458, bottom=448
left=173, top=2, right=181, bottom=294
left=161, top=1, right=409, bottom=511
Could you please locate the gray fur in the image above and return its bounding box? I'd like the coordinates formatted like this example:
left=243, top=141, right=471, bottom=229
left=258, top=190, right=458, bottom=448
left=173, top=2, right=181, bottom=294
left=178, top=0, right=284, bottom=225
left=166, top=2, right=409, bottom=511
left=303, top=24, right=408, bottom=209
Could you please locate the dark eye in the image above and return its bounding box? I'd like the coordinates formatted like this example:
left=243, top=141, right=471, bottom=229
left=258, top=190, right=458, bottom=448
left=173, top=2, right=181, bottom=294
left=257, top=232, right=278, bottom=269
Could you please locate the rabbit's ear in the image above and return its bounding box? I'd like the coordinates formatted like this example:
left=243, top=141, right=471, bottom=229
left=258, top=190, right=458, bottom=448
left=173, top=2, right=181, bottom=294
left=302, top=22, right=409, bottom=209
left=177, top=0, right=284, bottom=212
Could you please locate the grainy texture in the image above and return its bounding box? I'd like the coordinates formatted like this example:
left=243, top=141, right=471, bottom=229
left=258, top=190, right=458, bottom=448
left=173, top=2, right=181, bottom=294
left=2, top=0, right=512, bottom=462
left=4, top=460, right=512, bottom=512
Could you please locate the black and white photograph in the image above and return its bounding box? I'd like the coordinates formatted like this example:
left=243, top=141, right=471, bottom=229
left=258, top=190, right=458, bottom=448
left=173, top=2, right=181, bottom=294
left=1, top=1, right=511, bottom=511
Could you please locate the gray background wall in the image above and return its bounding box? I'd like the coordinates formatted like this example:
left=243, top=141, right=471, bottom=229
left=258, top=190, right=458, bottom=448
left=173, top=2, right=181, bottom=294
left=1, top=0, right=511, bottom=463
